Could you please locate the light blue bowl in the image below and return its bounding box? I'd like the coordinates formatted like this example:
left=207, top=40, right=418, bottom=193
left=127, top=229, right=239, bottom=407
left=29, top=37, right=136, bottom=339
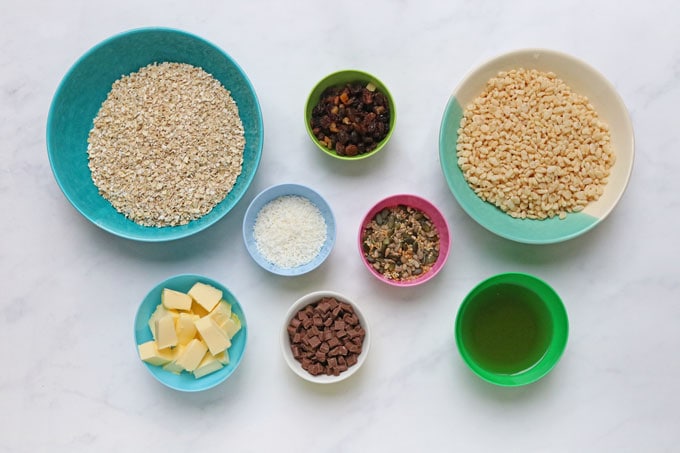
left=439, top=49, right=634, bottom=244
left=243, top=184, right=336, bottom=276
left=133, top=274, right=247, bottom=392
left=47, top=27, right=264, bottom=241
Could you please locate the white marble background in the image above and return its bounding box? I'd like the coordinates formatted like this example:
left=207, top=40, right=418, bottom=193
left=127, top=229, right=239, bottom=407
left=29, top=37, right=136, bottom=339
left=1, top=0, right=679, bottom=451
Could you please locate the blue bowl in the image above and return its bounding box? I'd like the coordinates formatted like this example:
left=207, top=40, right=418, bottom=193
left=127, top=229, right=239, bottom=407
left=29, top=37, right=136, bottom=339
left=243, top=184, right=336, bottom=276
left=47, top=27, right=264, bottom=241
left=133, top=274, right=247, bottom=392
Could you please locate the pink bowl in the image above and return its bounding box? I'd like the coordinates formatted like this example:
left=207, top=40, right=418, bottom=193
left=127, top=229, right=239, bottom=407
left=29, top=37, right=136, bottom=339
left=358, top=194, right=451, bottom=287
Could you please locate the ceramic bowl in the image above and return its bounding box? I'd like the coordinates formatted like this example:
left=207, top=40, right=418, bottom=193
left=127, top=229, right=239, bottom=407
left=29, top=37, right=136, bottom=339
left=47, top=27, right=263, bottom=241
left=305, top=69, right=396, bottom=160
left=455, top=273, right=568, bottom=386
left=133, top=274, right=247, bottom=391
left=281, top=291, right=370, bottom=384
left=439, top=48, right=634, bottom=244
left=358, top=194, right=451, bottom=287
left=243, top=183, right=336, bottom=276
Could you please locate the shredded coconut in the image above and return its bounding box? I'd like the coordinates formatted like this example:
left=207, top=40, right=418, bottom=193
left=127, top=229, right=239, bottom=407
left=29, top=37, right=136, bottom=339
left=253, top=195, right=327, bottom=268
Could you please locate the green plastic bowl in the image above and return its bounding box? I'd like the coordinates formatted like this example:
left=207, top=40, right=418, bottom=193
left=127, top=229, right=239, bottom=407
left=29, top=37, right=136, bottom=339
left=455, top=273, right=568, bottom=386
left=47, top=27, right=264, bottom=241
left=304, top=69, right=396, bottom=161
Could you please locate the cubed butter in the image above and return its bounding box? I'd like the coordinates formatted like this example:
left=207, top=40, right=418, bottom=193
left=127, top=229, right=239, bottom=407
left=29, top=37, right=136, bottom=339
left=223, top=314, right=241, bottom=339
left=155, top=313, right=178, bottom=350
left=138, top=341, right=174, bottom=366
left=174, top=339, right=208, bottom=372
left=214, top=350, right=230, bottom=365
left=207, top=300, right=232, bottom=327
left=175, top=312, right=199, bottom=345
left=195, top=316, right=231, bottom=355
left=162, top=288, right=192, bottom=311
left=161, top=345, right=186, bottom=374
left=188, top=282, right=222, bottom=312
left=148, top=304, right=177, bottom=341
left=193, top=353, right=224, bottom=379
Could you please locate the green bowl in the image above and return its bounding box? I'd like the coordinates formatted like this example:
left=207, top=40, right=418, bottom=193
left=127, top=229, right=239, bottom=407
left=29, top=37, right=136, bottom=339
left=304, top=69, right=396, bottom=161
left=455, top=273, right=568, bottom=386
left=47, top=27, right=264, bottom=241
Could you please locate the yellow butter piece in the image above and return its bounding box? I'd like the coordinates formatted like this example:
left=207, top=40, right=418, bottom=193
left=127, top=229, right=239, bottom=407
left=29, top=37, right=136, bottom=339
left=138, top=341, right=174, bottom=366
left=155, top=313, right=178, bottom=350
left=162, top=288, right=192, bottom=311
left=161, top=345, right=186, bottom=374
left=207, top=300, right=232, bottom=327
left=174, top=339, right=208, bottom=372
left=175, top=312, right=199, bottom=345
left=148, top=304, right=178, bottom=340
left=223, top=313, right=241, bottom=339
left=188, top=282, right=222, bottom=312
left=194, top=316, right=231, bottom=355
left=193, top=353, right=224, bottom=379
left=213, top=350, right=230, bottom=365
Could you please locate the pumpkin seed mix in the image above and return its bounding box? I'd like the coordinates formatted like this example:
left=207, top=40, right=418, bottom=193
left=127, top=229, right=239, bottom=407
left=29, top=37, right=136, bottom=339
left=87, top=62, right=245, bottom=227
left=361, top=205, right=440, bottom=281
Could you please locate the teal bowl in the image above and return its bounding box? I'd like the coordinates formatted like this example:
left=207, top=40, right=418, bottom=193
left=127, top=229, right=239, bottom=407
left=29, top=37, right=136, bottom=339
left=134, top=274, right=247, bottom=392
left=439, top=49, right=634, bottom=244
left=47, top=27, right=264, bottom=241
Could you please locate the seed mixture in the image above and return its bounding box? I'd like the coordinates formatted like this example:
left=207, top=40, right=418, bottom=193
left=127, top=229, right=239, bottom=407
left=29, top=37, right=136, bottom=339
left=253, top=195, right=327, bottom=269
left=310, top=82, right=390, bottom=157
left=87, top=62, right=245, bottom=227
left=362, top=205, right=440, bottom=281
left=456, top=68, right=615, bottom=220
left=287, top=297, right=366, bottom=377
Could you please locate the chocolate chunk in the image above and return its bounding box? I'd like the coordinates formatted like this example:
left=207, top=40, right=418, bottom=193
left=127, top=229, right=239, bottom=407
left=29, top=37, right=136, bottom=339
left=333, top=320, right=346, bottom=331
left=347, top=354, right=358, bottom=367
left=308, top=336, right=321, bottom=348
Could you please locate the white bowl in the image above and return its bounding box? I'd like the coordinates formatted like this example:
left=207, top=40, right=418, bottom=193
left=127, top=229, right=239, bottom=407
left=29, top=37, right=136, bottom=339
left=281, top=291, right=370, bottom=384
left=439, top=48, right=634, bottom=243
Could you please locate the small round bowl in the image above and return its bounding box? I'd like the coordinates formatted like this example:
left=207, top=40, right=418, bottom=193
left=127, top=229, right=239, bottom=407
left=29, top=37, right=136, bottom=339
left=281, top=291, right=371, bottom=384
left=305, top=69, right=396, bottom=161
left=47, top=27, right=264, bottom=241
left=439, top=48, right=634, bottom=244
left=455, top=273, right=568, bottom=387
left=133, top=274, right=247, bottom=392
left=358, top=194, right=451, bottom=287
left=243, top=184, right=336, bottom=276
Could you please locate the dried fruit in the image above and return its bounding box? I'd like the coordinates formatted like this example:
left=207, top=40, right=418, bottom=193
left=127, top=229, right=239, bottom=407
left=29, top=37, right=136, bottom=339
left=310, top=82, right=390, bottom=157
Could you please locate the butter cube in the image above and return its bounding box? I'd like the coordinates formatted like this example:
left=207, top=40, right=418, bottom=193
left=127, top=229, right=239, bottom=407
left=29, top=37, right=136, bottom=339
left=174, top=339, right=208, bottom=372
left=148, top=304, right=178, bottom=340
left=155, top=313, right=178, bottom=350
left=161, top=345, right=185, bottom=374
left=138, top=341, right=174, bottom=366
left=214, top=350, right=230, bottom=365
left=207, top=300, right=232, bottom=327
left=223, top=314, right=241, bottom=339
left=175, top=312, right=199, bottom=345
left=188, top=282, right=222, bottom=312
left=162, top=288, right=192, bottom=311
left=194, top=316, right=231, bottom=355
left=193, top=353, right=224, bottom=379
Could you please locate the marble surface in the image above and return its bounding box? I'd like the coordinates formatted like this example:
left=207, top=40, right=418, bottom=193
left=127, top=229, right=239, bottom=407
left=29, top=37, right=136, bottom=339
left=1, top=0, right=679, bottom=451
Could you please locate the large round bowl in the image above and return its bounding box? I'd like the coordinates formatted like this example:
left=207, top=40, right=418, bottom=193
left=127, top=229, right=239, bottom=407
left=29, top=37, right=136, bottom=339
left=439, top=49, right=634, bottom=244
left=47, top=27, right=264, bottom=241
left=134, top=274, right=248, bottom=392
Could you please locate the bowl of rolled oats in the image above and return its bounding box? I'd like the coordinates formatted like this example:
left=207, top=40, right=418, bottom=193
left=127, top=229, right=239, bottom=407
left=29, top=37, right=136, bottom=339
left=439, top=48, right=634, bottom=244
left=47, top=27, right=264, bottom=241
left=358, top=194, right=451, bottom=287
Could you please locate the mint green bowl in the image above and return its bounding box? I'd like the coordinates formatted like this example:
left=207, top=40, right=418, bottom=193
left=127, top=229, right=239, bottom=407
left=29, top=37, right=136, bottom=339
left=305, top=69, right=396, bottom=161
left=47, top=27, right=263, bottom=241
left=439, top=49, right=634, bottom=244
